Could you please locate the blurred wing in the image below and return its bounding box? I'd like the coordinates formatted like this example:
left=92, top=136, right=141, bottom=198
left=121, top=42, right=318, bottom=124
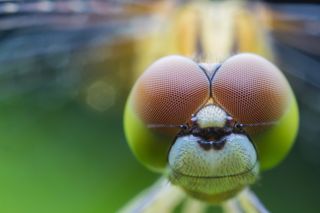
left=256, top=3, right=320, bottom=88
left=0, top=0, right=173, bottom=61
left=0, top=0, right=176, bottom=102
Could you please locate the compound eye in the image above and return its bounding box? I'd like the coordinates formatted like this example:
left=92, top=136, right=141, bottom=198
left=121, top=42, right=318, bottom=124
left=132, top=55, right=209, bottom=135
left=211, top=53, right=290, bottom=131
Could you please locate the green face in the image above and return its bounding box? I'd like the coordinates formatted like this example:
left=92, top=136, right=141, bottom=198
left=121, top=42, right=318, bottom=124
left=124, top=53, right=299, bottom=202
left=167, top=105, right=260, bottom=202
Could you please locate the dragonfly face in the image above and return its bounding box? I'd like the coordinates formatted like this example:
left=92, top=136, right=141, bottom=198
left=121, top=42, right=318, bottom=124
left=124, top=53, right=299, bottom=202
left=168, top=105, right=259, bottom=202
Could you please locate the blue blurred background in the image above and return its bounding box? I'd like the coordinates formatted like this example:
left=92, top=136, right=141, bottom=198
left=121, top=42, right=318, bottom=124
left=0, top=0, right=319, bottom=212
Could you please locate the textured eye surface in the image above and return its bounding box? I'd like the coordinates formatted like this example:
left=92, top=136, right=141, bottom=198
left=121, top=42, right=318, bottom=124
left=211, top=53, right=290, bottom=129
left=132, top=55, right=210, bottom=133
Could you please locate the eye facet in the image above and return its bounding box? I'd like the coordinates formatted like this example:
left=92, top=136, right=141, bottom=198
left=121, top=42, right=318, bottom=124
left=211, top=53, right=290, bottom=131
left=132, top=55, right=210, bottom=135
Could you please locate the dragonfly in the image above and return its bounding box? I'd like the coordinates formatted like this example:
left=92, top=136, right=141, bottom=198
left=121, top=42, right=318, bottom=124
left=0, top=0, right=319, bottom=213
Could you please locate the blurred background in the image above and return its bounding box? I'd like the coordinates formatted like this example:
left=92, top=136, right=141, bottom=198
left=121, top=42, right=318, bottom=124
left=0, top=0, right=319, bottom=212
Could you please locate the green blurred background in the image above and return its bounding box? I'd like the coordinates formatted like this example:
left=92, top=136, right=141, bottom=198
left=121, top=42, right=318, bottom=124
left=0, top=0, right=319, bottom=212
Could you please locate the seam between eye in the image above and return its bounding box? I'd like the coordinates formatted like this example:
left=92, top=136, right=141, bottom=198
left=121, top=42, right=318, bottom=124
left=210, top=63, right=222, bottom=82
left=198, top=64, right=212, bottom=97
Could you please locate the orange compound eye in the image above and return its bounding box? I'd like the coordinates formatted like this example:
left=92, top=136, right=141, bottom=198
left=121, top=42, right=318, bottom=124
left=211, top=53, right=291, bottom=131
left=131, top=55, right=210, bottom=135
